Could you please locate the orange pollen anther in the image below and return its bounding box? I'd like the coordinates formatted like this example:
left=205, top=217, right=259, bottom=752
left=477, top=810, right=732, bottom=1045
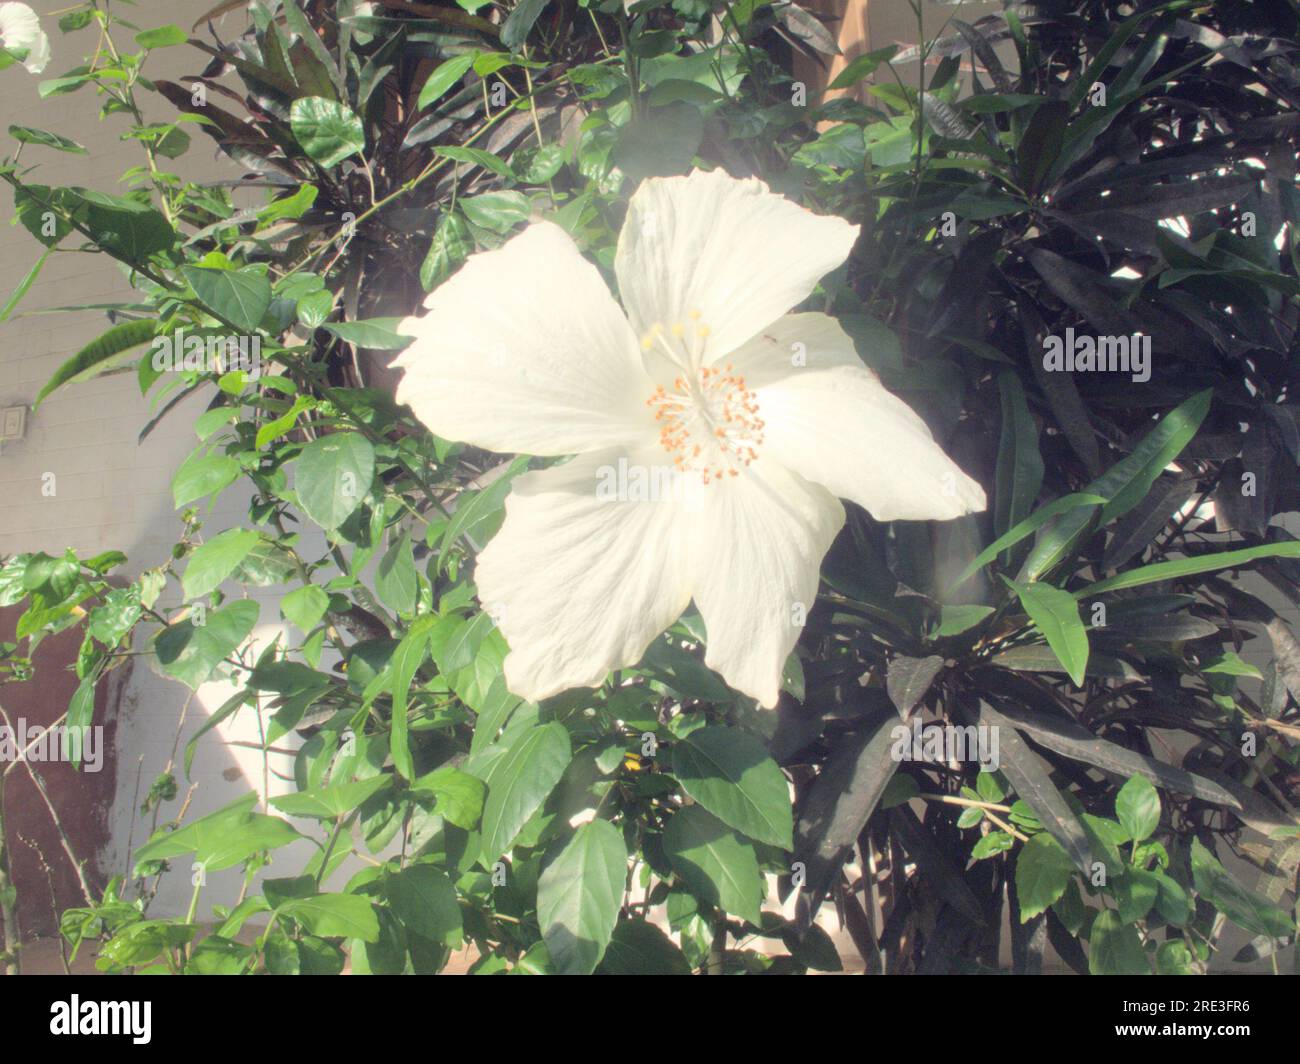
left=644, top=362, right=765, bottom=485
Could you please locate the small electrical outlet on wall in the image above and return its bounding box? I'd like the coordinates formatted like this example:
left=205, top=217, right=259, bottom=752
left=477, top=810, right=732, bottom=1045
left=1, top=405, right=28, bottom=447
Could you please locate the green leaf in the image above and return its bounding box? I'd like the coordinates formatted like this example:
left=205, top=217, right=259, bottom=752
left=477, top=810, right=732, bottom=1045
left=155, top=600, right=259, bottom=689
left=135, top=25, right=188, bottom=49
left=500, top=0, right=550, bottom=51
left=289, top=97, right=365, bottom=168
left=1076, top=542, right=1300, bottom=599
left=35, top=319, right=157, bottom=407
left=76, top=189, right=176, bottom=262
left=281, top=584, right=329, bottom=633
left=182, top=529, right=259, bottom=601
left=1005, top=577, right=1090, bottom=686
left=433, top=145, right=513, bottom=180
left=417, top=53, right=475, bottom=109
left=479, top=721, right=572, bottom=861
left=663, top=805, right=763, bottom=925
left=172, top=450, right=241, bottom=507
left=1190, top=838, right=1294, bottom=938
left=410, top=766, right=485, bottom=830
left=278, top=894, right=380, bottom=942
left=1014, top=832, right=1076, bottom=921
left=181, top=266, right=272, bottom=333
left=294, top=432, right=375, bottom=530
left=949, top=493, right=1104, bottom=590
left=459, top=191, right=531, bottom=233
left=994, top=371, right=1044, bottom=560
left=420, top=212, right=472, bottom=291
left=386, top=864, right=462, bottom=948
left=133, top=795, right=301, bottom=872
left=1115, top=775, right=1160, bottom=843
left=670, top=726, right=792, bottom=849
left=386, top=616, right=435, bottom=780
left=536, top=819, right=627, bottom=974
left=597, top=918, right=692, bottom=975
left=66, top=676, right=96, bottom=769
left=827, top=45, right=897, bottom=90
left=613, top=101, right=704, bottom=181
left=375, top=532, right=417, bottom=615
left=0, top=248, right=50, bottom=323
left=320, top=318, right=414, bottom=350
left=8, top=126, right=87, bottom=153
left=1089, top=910, right=1150, bottom=974
left=270, top=776, right=391, bottom=819
left=1022, top=390, right=1211, bottom=580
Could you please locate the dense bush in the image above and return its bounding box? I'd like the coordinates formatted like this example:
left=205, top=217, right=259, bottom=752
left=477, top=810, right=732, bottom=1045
left=1, top=0, right=1298, bottom=974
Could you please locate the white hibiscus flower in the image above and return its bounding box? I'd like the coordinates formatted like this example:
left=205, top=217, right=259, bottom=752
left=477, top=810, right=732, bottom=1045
left=0, top=3, right=50, bottom=75
left=395, top=168, right=986, bottom=708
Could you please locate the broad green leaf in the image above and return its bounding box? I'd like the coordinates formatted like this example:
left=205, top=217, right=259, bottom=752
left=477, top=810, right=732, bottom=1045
left=671, top=726, right=792, bottom=849
left=536, top=819, right=627, bottom=974
left=459, top=191, right=531, bottom=233
left=597, top=918, right=692, bottom=975
left=417, top=53, right=475, bottom=109
left=1115, top=775, right=1160, bottom=843
left=281, top=584, right=329, bottom=632
left=1014, top=831, right=1075, bottom=921
left=320, top=318, right=413, bottom=350
left=182, top=529, right=259, bottom=601
left=420, top=212, right=472, bottom=291
left=410, top=766, right=485, bottom=830
left=386, top=864, right=462, bottom=947
left=270, top=776, right=391, bottom=819
left=181, top=266, right=272, bottom=333
left=479, top=721, right=572, bottom=861
left=278, top=894, right=380, bottom=942
left=154, top=599, right=259, bottom=689
left=294, top=432, right=375, bottom=530
left=375, top=531, right=417, bottom=615
left=663, top=805, right=763, bottom=925
left=35, top=319, right=156, bottom=406
left=76, top=188, right=176, bottom=262
left=290, top=97, right=365, bottom=168
left=1089, top=910, right=1150, bottom=974
left=1005, top=577, right=1090, bottom=686
left=500, top=0, right=550, bottom=51
left=827, top=45, right=897, bottom=90
left=172, top=450, right=241, bottom=507
left=135, top=25, right=188, bottom=49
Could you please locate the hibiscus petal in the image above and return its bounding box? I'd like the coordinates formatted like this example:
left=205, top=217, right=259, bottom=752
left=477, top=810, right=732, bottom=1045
left=686, top=461, right=844, bottom=708
left=0, top=3, right=50, bottom=74
left=476, top=449, right=692, bottom=702
left=615, top=169, right=859, bottom=371
left=733, top=314, right=987, bottom=522
left=394, top=221, right=656, bottom=456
